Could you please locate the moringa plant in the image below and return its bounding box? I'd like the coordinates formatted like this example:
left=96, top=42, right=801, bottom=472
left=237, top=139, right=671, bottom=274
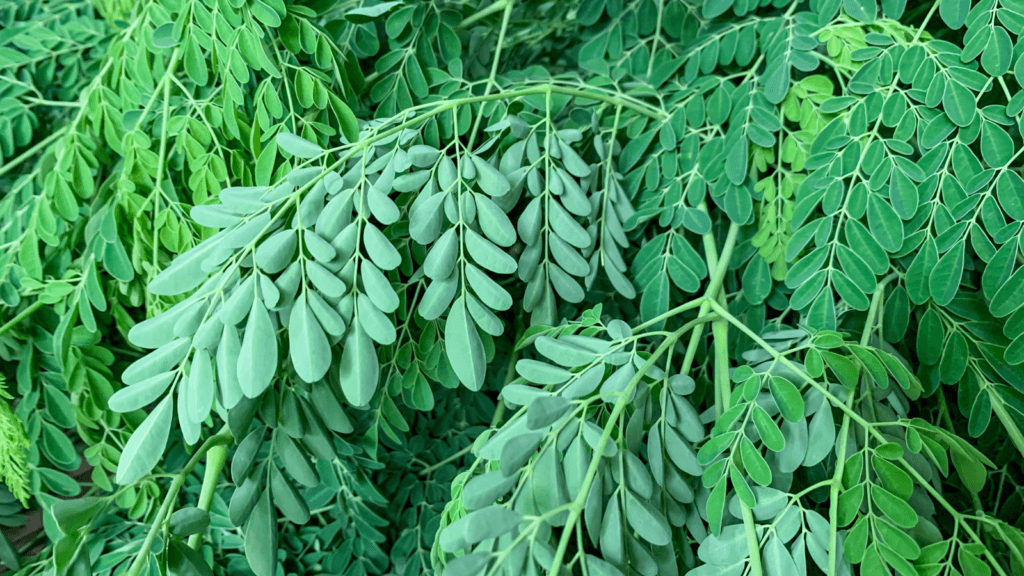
left=1, top=0, right=1024, bottom=574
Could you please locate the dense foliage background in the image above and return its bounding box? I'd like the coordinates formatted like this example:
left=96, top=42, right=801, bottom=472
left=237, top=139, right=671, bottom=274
left=3, top=0, right=1024, bottom=574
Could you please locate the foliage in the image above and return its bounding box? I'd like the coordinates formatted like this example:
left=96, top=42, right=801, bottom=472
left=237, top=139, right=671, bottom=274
left=3, top=0, right=1024, bottom=574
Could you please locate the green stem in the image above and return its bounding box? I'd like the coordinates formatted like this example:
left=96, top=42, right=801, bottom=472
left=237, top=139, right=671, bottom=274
left=124, top=427, right=233, bottom=576
left=827, top=273, right=896, bottom=576
left=150, top=77, right=173, bottom=277
left=460, top=0, right=511, bottom=29
left=680, top=209, right=740, bottom=377
left=420, top=445, right=473, bottom=477
left=466, top=0, right=516, bottom=151
left=712, top=301, right=730, bottom=417
left=0, top=128, right=68, bottom=179
left=702, top=217, right=758, bottom=572
left=631, top=297, right=708, bottom=333
left=187, top=443, right=229, bottom=550
left=0, top=300, right=44, bottom=338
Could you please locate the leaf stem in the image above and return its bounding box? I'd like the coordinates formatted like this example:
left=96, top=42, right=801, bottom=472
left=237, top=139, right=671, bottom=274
left=702, top=215, right=760, bottom=571
left=546, top=316, right=705, bottom=576
left=466, top=0, right=516, bottom=150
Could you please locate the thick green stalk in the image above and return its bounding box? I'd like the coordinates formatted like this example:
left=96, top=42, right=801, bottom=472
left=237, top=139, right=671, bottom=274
left=187, top=443, right=229, bottom=550
left=124, top=427, right=233, bottom=576
left=701, top=218, right=759, bottom=574
left=679, top=215, right=741, bottom=376
left=740, top=504, right=763, bottom=576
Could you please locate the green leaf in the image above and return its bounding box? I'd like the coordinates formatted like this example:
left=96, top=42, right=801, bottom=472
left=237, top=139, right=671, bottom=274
left=871, top=485, right=918, bottom=529
left=867, top=195, right=904, bottom=252
left=740, top=436, right=772, bottom=486
left=344, top=1, right=402, bottom=23
left=363, top=223, right=401, bottom=270
left=624, top=490, right=672, bottom=545
left=446, top=296, right=486, bottom=390
left=929, top=240, right=964, bottom=306
left=888, top=169, right=918, bottom=220
left=768, top=377, right=804, bottom=422
left=743, top=257, right=772, bottom=304
left=942, top=79, right=975, bottom=126
left=339, top=321, right=378, bottom=407
left=940, top=0, right=970, bottom=28
left=804, top=401, right=835, bottom=467
left=277, top=132, right=323, bottom=159
left=244, top=488, right=277, bottom=576
left=170, top=507, right=211, bottom=538
left=752, top=406, right=785, bottom=452
left=844, top=0, right=875, bottom=22
left=238, top=298, right=277, bottom=398
left=107, top=372, right=174, bottom=412
left=463, top=471, right=519, bottom=510
left=981, top=121, right=1014, bottom=166
left=116, top=395, right=172, bottom=485
left=288, top=294, right=331, bottom=383
left=148, top=237, right=221, bottom=295
left=703, top=0, right=733, bottom=18
left=168, top=541, right=213, bottom=576
left=917, top=309, right=945, bottom=365
left=763, top=534, right=799, bottom=576
left=270, top=465, right=310, bottom=524
left=471, top=155, right=511, bottom=196
left=439, top=505, right=522, bottom=552
left=997, top=171, right=1024, bottom=220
